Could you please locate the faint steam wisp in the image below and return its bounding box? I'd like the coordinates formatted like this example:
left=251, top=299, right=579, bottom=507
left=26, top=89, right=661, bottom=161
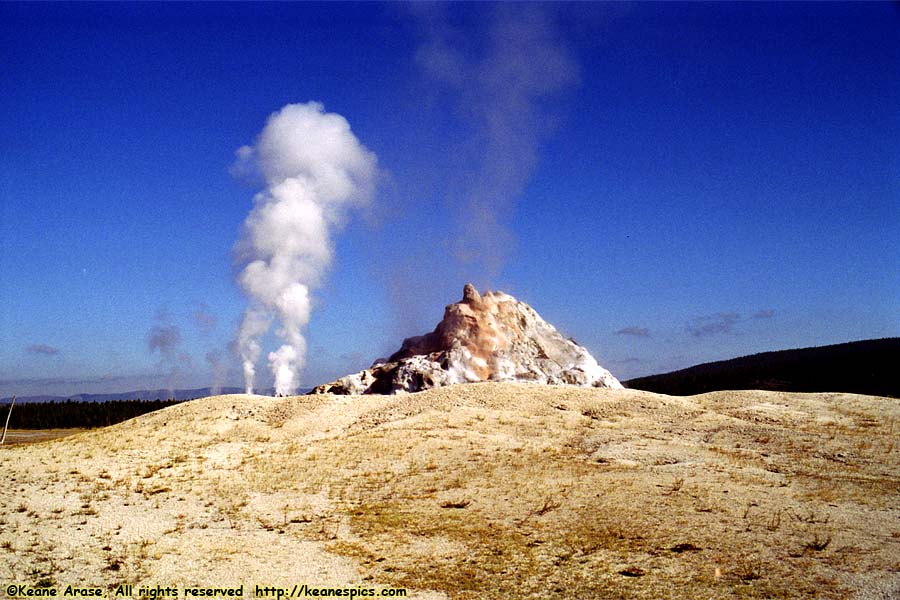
left=414, top=5, right=579, bottom=283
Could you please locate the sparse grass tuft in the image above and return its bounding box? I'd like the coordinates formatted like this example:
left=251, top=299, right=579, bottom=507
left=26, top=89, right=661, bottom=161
left=805, top=532, right=832, bottom=552
left=663, top=476, right=684, bottom=495
left=533, top=495, right=562, bottom=516
left=439, top=499, right=471, bottom=509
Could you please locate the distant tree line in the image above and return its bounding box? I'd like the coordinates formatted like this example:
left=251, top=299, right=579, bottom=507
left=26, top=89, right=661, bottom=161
left=625, top=338, right=899, bottom=398
left=2, top=399, right=186, bottom=429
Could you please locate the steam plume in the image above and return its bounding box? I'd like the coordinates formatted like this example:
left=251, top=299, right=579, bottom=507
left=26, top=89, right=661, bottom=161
left=234, top=102, right=378, bottom=395
left=146, top=317, right=191, bottom=397
left=205, top=350, right=227, bottom=396
left=414, top=5, right=578, bottom=282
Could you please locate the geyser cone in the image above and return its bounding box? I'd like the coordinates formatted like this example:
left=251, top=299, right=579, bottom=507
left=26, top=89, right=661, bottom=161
left=312, top=284, right=622, bottom=395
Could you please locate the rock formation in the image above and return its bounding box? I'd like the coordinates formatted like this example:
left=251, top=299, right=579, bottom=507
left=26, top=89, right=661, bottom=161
left=311, top=284, right=622, bottom=395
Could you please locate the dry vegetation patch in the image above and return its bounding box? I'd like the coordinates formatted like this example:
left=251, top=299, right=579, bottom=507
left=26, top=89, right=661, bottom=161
left=1, top=384, right=898, bottom=599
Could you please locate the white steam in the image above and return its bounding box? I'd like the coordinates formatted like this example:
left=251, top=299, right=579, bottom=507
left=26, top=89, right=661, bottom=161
left=234, top=102, right=378, bottom=395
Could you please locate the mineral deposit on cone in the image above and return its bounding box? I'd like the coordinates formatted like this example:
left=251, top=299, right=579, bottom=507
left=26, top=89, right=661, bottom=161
left=312, top=284, right=622, bottom=394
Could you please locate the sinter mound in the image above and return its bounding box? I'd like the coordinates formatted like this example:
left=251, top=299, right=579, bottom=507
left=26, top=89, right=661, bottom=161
left=3, top=384, right=899, bottom=599
left=312, top=284, right=622, bottom=394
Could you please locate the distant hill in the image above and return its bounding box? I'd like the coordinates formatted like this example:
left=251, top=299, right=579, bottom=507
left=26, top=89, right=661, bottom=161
left=625, top=338, right=899, bottom=398
left=0, top=386, right=301, bottom=429
left=3, top=398, right=187, bottom=429
left=2, top=386, right=247, bottom=404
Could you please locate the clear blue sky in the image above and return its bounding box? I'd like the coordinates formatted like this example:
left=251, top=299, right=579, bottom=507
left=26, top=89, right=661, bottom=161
left=2, top=2, right=898, bottom=397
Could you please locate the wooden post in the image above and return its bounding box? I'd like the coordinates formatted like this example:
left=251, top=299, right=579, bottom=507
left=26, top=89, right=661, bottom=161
left=0, top=396, right=15, bottom=445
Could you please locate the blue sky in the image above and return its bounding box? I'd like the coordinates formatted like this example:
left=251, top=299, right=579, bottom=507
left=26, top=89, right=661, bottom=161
left=1, top=2, right=898, bottom=397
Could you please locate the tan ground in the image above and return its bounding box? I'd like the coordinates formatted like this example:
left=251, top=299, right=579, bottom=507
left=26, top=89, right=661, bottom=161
left=1, top=383, right=898, bottom=599
left=1, top=429, right=88, bottom=445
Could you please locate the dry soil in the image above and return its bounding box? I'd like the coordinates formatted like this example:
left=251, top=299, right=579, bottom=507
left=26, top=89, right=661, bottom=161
left=1, top=383, right=898, bottom=599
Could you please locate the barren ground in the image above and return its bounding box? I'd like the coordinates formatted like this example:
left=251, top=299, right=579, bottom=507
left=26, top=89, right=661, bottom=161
left=1, top=383, right=899, bottom=599
left=1, top=429, right=88, bottom=445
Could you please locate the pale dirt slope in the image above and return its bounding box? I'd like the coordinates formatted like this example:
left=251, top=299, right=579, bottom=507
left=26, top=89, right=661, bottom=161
left=2, top=383, right=899, bottom=599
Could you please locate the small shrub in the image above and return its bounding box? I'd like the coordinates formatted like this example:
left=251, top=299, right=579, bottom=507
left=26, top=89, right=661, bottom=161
left=805, top=532, right=831, bottom=552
